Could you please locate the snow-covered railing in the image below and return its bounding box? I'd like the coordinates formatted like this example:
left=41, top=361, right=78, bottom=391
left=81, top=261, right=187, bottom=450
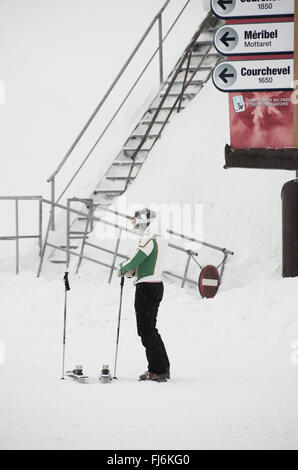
left=0, top=196, right=43, bottom=274
left=0, top=196, right=233, bottom=285
left=36, top=198, right=233, bottom=289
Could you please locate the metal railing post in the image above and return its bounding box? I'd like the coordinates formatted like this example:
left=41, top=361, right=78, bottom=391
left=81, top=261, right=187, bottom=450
left=76, top=205, right=92, bottom=274
left=219, top=251, right=228, bottom=284
left=181, top=252, right=192, bottom=288
left=66, top=199, right=71, bottom=268
left=39, top=198, right=43, bottom=256
left=158, top=13, right=164, bottom=85
left=50, top=177, right=55, bottom=231
left=37, top=210, right=54, bottom=278
left=15, top=199, right=19, bottom=275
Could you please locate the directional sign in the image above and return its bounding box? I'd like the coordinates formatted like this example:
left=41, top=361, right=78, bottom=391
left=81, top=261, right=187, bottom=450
left=214, top=22, right=294, bottom=56
left=212, top=58, right=293, bottom=92
left=211, top=0, right=294, bottom=19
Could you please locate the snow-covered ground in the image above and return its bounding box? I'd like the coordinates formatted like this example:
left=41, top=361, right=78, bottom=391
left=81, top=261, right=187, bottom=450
left=0, top=271, right=298, bottom=450
left=1, top=0, right=298, bottom=451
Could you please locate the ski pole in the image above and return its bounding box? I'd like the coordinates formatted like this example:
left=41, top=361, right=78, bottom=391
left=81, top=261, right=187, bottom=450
left=61, top=272, right=71, bottom=380
left=113, top=276, right=125, bottom=379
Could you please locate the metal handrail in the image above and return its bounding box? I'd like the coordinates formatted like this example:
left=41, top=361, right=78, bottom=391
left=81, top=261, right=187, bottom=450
left=67, top=197, right=234, bottom=255
left=48, top=0, right=171, bottom=182
left=64, top=198, right=233, bottom=285
left=36, top=197, right=216, bottom=286
left=46, top=0, right=193, bottom=229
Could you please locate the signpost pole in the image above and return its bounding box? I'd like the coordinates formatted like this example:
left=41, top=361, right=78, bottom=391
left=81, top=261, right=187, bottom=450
left=294, top=1, right=298, bottom=177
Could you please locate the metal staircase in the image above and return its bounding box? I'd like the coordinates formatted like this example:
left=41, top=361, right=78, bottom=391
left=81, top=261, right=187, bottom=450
left=45, top=4, right=224, bottom=265
left=91, top=14, right=224, bottom=206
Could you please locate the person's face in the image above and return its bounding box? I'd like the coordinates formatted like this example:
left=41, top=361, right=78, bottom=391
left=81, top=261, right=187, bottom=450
left=131, top=217, right=146, bottom=235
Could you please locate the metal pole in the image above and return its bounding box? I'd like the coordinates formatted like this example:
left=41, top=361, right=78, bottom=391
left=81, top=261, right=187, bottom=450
left=50, top=177, right=55, bottom=231
left=113, top=276, right=125, bottom=379
left=75, top=205, right=92, bottom=274
left=15, top=199, right=19, bottom=275
left=219, top=252, right=228, bottom=284
left=181, top=252, right=192, bottom=288
left=158, top=13, right=164, bottom=85
left=108, top=230, right=122, bottom=284
left=61, top=272, right=70, bottom=380
left=37, top=210, right=54, bottom=277
left=66, top=199, right=71, bottom=268
left=38, top=198, right=43, bottom=256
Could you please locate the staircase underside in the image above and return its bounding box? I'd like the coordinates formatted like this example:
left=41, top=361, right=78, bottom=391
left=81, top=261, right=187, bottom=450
left=90, top=12, right=224, bottom=207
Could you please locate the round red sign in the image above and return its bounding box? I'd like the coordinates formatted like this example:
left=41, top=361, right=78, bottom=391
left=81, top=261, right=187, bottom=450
left=198, top=265, right=220, bottom=299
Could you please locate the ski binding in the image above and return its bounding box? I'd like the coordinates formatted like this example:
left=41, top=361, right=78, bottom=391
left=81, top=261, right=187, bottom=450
left=65, top=365, right=89, bottom=383
left=100, top=364, right=112, bottom=384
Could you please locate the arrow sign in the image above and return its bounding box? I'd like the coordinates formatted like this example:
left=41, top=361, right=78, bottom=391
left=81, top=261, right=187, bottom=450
left=213, top=59, right=293, bottom=92
left=217, top=0, right=233, bottom=11
left=220, top=30, right=236, bottom=48
left=214, top=22, right=294, bottom=56
left=211, top=0, right=294, bottom=19
left=219, top=67, right=235, bottom=84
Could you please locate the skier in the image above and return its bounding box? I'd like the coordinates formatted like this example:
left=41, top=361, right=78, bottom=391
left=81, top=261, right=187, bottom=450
left=118, top=208, right=170, bottom=382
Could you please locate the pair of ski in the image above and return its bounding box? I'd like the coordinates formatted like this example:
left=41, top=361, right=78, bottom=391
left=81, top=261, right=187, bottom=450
left=65, top=366, right=112, bottom=384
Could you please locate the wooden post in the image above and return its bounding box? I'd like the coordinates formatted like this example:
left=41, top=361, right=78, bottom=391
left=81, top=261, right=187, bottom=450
left=294, top=0, right=298, bottom=176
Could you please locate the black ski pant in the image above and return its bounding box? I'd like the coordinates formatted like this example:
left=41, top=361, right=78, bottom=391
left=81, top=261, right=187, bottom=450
left=134, top=282, right=170, bottom=375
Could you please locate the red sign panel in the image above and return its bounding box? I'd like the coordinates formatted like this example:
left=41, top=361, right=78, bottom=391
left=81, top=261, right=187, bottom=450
left=229, top=90, right=293, bottom=149
left=198, top=265, right=220, bottom=299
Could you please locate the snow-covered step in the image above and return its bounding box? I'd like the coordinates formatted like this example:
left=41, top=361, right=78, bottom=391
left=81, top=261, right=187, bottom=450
left=128, top=133, right=159, bottom=139
left=180, top=65, right=212, bottom=72
left=197, top=30, right=214, bottom=41
left=169, top=83, right=202, bottom=95
left=134, top=122, right=164, bottom=134
left=106, top=165, right=140, bottom=179
left=115, top=152, right=147, bottom=163
left=140, top=120, right=165, bottom=125
left=93, top=189, right=124, bottom=195
left=112, top=160, right=143, bottom=166
left=123, top=141, right=153, bottom=151
left=176, top=69, right=211, bottom=82
left=106, top=176, right=136, bottom=181
left=190, top=54, right=220, bottom=68
left=60, top=245, right=79, bottom=249
left=98, top=176, right=131, bottom=189
left=193, top=43, right=216, bottom=55
left=69, top=235, right=90, bottom=239
left=149, top=105, right=185, bottom=112
left=167, top=78, right=204, bottom=86
left=151, top=95, right=190, bottom=108
left=159, top=92, right=195, bottom=99
left=195, top=39, right=213, bottom=46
